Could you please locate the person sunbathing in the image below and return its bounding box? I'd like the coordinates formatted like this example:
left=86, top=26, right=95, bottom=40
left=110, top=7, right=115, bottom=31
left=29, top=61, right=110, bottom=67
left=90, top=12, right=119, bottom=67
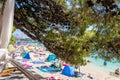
left=87, top=73, right=93, bottom=79
left=115, top=68, right=120, bottom=75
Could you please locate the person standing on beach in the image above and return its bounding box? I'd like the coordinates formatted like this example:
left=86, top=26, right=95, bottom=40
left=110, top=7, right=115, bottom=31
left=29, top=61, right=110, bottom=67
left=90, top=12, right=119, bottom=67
left=103, top=61, right=107, bottom=66
left=115, top=68, right=120, bottom=75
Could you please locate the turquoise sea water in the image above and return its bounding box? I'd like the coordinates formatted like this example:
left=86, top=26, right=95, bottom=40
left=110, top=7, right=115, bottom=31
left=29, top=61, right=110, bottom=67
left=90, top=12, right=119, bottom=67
left=87, top=57, right=120, bottom=72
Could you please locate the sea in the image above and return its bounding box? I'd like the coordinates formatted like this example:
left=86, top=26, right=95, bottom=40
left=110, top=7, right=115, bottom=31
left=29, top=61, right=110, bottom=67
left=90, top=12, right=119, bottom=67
left=87, top=57, right=120, bottom=73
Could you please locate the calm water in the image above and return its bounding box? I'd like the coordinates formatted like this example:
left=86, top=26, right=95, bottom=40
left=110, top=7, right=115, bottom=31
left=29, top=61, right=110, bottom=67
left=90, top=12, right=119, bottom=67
left=87, top=57, right=120, bottom=72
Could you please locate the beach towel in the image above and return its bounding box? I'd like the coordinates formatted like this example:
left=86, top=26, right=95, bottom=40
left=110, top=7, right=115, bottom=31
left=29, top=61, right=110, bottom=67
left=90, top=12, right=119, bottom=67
left=22, top=63, right=32, bottom=68
left=32, top=60, right=45, bottom=64
left=62, top=63, right=69, bottom=66
left=37, top=66, right=61, bottom=72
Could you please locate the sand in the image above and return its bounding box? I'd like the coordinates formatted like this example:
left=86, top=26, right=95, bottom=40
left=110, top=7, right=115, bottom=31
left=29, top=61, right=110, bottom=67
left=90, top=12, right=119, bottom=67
left=6, top=45, right=120, bottom=80
left=28, top=61, right=120, bottom=80
left=1, top=58, right=119, bottom=80
left=80, top=63, right=119, bottom=80
left=3, top=54, right=119, bottom=80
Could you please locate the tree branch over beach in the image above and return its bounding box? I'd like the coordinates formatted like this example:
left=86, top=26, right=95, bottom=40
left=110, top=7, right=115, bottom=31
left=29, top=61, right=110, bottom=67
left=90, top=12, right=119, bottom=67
left=12, top=0, right=120, bottom=66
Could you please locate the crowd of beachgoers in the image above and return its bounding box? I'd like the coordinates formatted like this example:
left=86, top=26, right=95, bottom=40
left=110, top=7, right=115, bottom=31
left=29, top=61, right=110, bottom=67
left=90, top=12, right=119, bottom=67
left=0, top=39, right=120, bottom=80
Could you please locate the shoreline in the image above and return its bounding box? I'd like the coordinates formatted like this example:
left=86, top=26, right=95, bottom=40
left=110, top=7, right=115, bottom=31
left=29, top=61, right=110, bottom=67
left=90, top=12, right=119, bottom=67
left=2, top=60, right=120, bottom=80
left=24, top=60, right=120, bottom=80
left=6, top=43, right=120, bottom=80
left=80, top=63, right=120, bottom=80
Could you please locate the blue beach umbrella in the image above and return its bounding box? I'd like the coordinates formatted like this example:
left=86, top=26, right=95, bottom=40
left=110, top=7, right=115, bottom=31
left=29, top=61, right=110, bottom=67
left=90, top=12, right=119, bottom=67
left=23, top=52, right=31, bottom=60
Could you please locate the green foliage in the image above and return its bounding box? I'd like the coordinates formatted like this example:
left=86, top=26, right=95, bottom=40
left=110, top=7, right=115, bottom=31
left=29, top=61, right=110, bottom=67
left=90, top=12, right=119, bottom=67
left=9, top=27, right=16, bottom=44
left=14, top=0, right=120, bottom=66
left=12, top=26, right=16, bottom=33
left=9, top=34, right=16, bottom=45
left=41, top=28, right=96, bottom=66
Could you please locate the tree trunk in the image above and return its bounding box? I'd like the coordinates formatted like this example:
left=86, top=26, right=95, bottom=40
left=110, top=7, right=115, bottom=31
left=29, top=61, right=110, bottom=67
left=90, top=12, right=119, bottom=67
left=0, top=14, right=2, bottom=36
left=79, top=66, right=80, bottom=72
left=0, top=0, right=15, bottom=48
left=0, top=3, right=3, bottom=35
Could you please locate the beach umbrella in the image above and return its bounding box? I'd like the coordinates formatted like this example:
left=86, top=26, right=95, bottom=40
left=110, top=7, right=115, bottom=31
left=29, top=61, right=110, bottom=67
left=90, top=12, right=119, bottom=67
left=62, top=66, right=75, bottom=77
left=22, top=52, right=30, bottom=60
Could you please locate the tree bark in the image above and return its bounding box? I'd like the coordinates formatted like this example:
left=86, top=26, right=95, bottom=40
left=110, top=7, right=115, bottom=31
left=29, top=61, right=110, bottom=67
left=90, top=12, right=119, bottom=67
left=0, top=3, right=3, bottom=35
left=0, top=0, right=15, bottom=48
left=0, top=14, right=2, bottom=36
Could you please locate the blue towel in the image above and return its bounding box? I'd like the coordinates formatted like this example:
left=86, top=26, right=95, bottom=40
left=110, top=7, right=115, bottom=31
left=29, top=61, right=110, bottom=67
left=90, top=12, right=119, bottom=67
left=32, top=61, right=45, bottom=64
left=38, top=67, right=61, bottom=72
